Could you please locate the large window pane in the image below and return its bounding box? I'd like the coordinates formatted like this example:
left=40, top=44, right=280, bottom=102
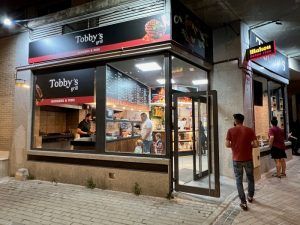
left=269, top=81, right=285, bottom=129
left=253, top=74, right=270, bottom=144
left=32, top=68, right=96, bottom=151
left=106, top=55, right=165, bottom=155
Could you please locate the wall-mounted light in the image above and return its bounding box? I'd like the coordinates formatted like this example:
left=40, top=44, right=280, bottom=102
left=15, top=78, right=30, bottom=88
left=249, top=20, right=282, bottom=31
left=3, top=18, right=12, bottom=26
left=1, top=17, right=33, bottom=31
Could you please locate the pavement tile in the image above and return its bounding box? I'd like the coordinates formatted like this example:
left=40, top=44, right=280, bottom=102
left=214, top=156, right=300, bottom=225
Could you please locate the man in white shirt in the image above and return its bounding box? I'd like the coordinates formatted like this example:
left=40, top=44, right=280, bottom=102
left=140, top=113, right=153, bottom=154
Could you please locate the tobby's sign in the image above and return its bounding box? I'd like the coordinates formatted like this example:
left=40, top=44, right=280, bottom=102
left=247, top=41, right=276, bottom=60
left=35, top=68, right=94, bottom=106
left=29, top=14, right=170, bottom=64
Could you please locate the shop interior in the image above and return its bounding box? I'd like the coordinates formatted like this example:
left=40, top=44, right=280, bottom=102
left=32, top=54, right=212, bottom=186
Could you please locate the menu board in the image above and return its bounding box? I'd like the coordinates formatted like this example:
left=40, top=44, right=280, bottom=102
left=106, top=66, right=149, bottom=106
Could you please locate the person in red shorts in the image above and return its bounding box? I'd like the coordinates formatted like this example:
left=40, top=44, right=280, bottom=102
left=269, top=117, right=287, bottom=178
left=226, top=113, right=258, bottom=211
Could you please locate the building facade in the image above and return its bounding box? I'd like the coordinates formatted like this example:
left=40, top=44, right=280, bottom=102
left=0, top=0, right=292, bottom=197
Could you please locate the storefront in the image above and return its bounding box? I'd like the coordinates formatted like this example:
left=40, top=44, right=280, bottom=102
left=13, top=0, right=220, bottom=197
left=248, top=31, right=292, bottom=173
left=11, top=0, right=292, bottom=198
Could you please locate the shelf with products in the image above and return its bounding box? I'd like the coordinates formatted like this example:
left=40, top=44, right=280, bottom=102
left=279, top=98, right=284, bottom=111
left=271, top=95, right=277, bottom=111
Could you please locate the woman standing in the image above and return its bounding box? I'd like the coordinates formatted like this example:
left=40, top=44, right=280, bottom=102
left=269, top=117, right=287, bottom=178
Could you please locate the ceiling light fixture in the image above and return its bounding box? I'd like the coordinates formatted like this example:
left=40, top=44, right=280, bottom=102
left=156, top=79, right=175, bottom=84
left=135, top=62, right=162, bottom=72
left=192, top=79, right=208, bottom=85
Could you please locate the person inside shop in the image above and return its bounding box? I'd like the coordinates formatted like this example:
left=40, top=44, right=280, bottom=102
left=140, top=113, right=153, bottom=154
left=200, top=121, right=207, bottom=155
left=134, top=139, right=143, bottom=154
left=77, top=113, right=94, bottom=137
left=154, top=133, right=164, bottom=155
left=269, top=117, right=287, bottom=178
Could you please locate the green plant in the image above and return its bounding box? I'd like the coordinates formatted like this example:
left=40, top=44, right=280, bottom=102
left=27, top=173, right=35, bottom=180
left=86, top=177, right=96, bottom=189
left=134, top=182, right=142, bottom=196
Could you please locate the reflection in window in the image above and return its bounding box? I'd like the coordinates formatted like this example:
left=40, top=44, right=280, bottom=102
left=32, top=68, right=96, bottom=151
left=105, top=56, right=166, bottom=155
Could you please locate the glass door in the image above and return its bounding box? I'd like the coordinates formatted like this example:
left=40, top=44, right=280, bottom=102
left=173, top=91, right=220, bottom=197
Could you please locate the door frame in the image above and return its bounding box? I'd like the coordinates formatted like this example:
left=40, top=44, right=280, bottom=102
left=173, top=90, right=220, bottom=197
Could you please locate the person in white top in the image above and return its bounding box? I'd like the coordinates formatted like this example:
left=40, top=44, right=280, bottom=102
left=140, top=113, right=153, bottom=154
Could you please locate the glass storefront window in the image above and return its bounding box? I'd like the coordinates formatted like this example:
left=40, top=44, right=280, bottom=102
left=105, top=55, right=166, bottom=155
left=253, top=74, right=270, bottom=144
left=32, top=68, right=96, bottom=151
left=269, top=81, right=285, bottom=129
left=253, top=74, right=287, bottom=145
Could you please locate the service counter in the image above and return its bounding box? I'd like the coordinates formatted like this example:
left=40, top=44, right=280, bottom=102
left=70, top=136, right=141, bottom=152
left=258, top=141, right=292, bottom=174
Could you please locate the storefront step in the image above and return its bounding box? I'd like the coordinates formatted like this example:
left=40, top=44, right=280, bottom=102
left=0, top=151, right=9, bottom=178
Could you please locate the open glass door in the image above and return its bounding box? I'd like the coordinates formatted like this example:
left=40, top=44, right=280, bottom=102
left=173, top=91, right=220, bottom=197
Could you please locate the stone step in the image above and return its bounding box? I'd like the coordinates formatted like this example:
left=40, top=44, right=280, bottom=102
left=0, top=151, right=9, bottom=178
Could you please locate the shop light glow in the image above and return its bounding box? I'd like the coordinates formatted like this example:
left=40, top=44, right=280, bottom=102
left=135, top=62, right=162, bottom=72
left=192, top=79, right=208, bottom=85
left=156, top=79, right=175, bottom=84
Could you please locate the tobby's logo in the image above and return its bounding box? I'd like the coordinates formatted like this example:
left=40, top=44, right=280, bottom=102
left=75, top=33, right=104, bottom=45
left=49, top=78, right=79, bottom=92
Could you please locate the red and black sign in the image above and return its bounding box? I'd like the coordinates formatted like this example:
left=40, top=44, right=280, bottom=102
left=249, top=31, right=289, bottom=79
left=247, top=41, right=276, bottom=60
left=35, top=68, right=95, bottom=106
left=29, top=14, right=170, bottom=64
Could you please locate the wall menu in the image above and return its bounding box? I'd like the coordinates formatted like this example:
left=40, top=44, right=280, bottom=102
left=106, top=66, right=149, bottom=106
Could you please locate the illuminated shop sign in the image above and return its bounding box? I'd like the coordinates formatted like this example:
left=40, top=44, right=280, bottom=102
left=247, top=41, right=276, bottom=60
left=29, top=14, right=170, bottom=64
left=35, top=68, right=94, bottom=106
left=249, top=31, right=289, bottom=79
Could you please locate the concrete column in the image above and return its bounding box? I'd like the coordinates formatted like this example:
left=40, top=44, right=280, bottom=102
left=211, top=21, right=254, bottom=178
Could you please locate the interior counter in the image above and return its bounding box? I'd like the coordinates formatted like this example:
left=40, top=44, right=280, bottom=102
left=70, top=136, right=141, bottom=152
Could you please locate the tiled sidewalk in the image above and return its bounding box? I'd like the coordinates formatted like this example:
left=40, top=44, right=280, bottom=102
left=214, top=156, right=300, bottom=225
left=1, top=157, right=299, bottom=225
left=0, top=177, right=224, bottom=225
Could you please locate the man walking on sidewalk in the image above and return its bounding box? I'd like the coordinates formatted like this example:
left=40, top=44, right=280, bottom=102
left=225, top=113, right=258, bottom=211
